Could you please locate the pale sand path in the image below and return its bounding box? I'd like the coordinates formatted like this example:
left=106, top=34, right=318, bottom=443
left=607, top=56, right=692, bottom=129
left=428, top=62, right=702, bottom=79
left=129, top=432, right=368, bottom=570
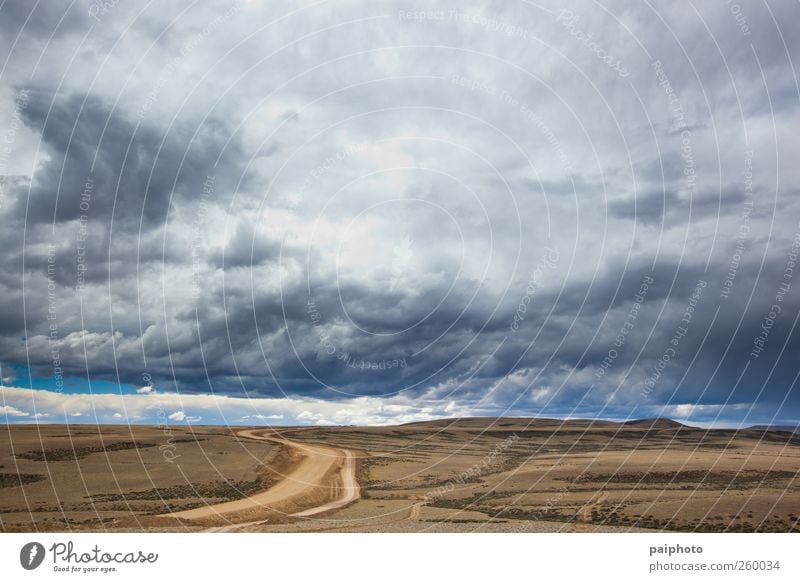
left=165, top=429, right=359, bottom=528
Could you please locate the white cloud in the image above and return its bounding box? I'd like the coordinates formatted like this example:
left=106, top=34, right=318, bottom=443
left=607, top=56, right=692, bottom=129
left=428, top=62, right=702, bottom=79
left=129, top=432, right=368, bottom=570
left=243, top=413, right=285, bottom=421
left=1, top=405, right=29, bottom=417
left=0, top=385, right=464, bottom=426
left=167, top=410, right=201, bottom=423
left=0, top=385, right=770, bottom=426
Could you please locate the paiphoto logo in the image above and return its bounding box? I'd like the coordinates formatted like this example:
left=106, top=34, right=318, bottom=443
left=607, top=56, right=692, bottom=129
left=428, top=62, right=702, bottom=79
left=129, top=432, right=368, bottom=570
left=389, top=235, right=414, bottom=292
left=20, top=542, right=46, bottom=570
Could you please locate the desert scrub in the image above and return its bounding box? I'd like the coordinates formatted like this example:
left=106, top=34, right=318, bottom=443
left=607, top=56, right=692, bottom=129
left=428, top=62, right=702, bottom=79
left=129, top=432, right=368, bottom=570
left=15, top=441, right=157, bottom=462
left=89, top=478, right=268, bottom=506
left=0, top=472, right=46, bottom=488
left=560, top=470, right=797, bottom=489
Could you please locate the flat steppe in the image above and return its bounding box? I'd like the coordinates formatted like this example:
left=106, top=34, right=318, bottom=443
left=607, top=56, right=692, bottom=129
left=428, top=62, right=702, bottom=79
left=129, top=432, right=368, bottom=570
left=1, top=418, right=798, bottom=532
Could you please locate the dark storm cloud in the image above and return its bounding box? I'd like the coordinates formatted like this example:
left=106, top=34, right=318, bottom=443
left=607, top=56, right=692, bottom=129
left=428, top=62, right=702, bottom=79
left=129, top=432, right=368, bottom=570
left=0, top=1, right=86, bottom=38
left=0, top=0, right=798, bottom=425
left=10, top=89, right=246, bottom=231
left=212, top=218, right=283, bottom=268
left=609, top=188, right=745, bottom=226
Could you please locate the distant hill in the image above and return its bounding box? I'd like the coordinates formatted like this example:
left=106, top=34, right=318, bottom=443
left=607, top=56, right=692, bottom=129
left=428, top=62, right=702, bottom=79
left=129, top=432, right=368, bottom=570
left=397, top=416, right=682, bottom=430
left=622, top=418, right=686, bottom=429
left=748, top=424, right=800, bottom=433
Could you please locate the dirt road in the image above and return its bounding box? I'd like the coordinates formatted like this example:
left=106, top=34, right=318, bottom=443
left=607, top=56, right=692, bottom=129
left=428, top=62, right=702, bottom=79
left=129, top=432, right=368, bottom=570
left=166, top=429, right=359, bottom=525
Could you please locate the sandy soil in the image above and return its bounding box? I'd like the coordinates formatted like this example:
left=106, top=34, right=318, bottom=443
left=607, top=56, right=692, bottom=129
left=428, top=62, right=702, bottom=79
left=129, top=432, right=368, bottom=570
left=0, top=424, right=276, bottom=531
left=2, top=418, right=799, bottom=533
left=167, top=429, right=359, bottom=530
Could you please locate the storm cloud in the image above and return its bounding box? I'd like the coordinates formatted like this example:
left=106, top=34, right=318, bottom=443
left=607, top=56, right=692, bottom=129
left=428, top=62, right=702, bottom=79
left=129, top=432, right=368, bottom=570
left=1, top=0, right=799, bottom=426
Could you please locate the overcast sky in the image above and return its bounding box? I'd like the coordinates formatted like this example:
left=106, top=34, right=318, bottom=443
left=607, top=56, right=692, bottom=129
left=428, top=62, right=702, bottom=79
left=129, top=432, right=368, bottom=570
left=1, top=0, right=799, bottom=426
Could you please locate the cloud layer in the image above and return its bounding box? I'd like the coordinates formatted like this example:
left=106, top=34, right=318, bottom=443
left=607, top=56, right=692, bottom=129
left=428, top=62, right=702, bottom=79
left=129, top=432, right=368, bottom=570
left=1, top=0, right=799, bottom=425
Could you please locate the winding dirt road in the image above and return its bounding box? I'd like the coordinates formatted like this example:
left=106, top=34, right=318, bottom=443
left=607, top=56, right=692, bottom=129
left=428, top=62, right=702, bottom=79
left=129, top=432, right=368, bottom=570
left=166, top=429, right=359, bottom=528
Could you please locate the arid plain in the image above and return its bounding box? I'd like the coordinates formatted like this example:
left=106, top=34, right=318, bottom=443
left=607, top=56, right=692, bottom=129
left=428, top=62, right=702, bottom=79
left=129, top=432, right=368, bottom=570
left=2, top=418, right=799, bottom=533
